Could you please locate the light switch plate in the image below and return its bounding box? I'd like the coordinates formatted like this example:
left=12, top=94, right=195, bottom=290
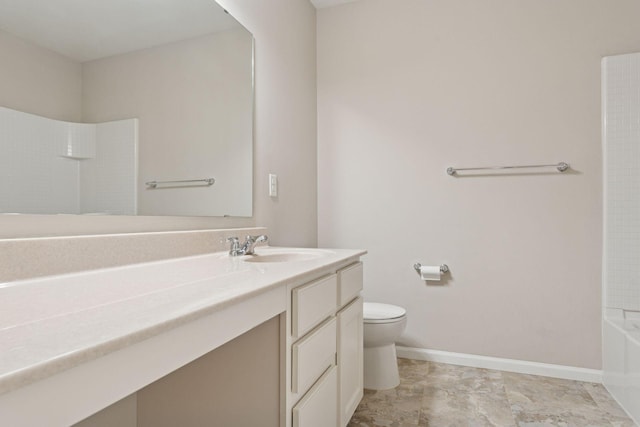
left=269, top=173, right=278, bottom=197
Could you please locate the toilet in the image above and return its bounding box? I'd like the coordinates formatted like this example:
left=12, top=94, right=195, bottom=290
left=363, top=302, right=407, bottom=390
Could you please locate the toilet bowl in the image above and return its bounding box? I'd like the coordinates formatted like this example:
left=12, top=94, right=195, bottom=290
left=363, top=302, right=407, bottom=390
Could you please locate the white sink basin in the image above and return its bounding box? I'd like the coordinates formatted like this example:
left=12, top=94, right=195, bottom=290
left=243, top=252, right=322, bottom=263
left=241, top=248, right=336, bottom=263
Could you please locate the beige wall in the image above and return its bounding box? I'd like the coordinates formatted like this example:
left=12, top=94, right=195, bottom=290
left=217, top=0, right=318, bottom=247
left=0, top=0, right=317, bottom=247
left=137, top=316, right=280, bottom=427
left=0, top=29, right=82, bottom=122
left=75, top=315, right=279, bottom=427
left=317, top=0, right=640, bottom=369
left=74, top=395, right=136, bottom=427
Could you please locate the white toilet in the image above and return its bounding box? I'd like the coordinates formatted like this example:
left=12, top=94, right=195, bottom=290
left=363, top=302, right=407, bottom=390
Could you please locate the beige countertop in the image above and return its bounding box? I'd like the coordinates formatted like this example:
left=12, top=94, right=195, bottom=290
left=0, top=246, right=365, bottom=398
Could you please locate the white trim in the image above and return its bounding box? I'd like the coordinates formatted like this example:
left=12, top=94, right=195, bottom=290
left=311, top=0, right=359, bottom=9
left=396, top=346, right=602, bottom=384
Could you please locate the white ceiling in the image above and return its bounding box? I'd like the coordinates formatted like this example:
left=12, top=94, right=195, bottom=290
left=0, top=0, right=240, bottom=62
left=311, top=0, right=360, bottom=9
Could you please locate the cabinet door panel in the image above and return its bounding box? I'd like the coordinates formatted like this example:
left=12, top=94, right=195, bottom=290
left=338, top=296, right=363, bottom=427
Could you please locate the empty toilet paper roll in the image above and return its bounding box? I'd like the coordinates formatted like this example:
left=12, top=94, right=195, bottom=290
left=419, top=265, right=441, bottom=281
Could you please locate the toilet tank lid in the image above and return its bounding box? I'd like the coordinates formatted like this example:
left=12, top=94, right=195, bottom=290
left=363, top=302, right=406, bottom=320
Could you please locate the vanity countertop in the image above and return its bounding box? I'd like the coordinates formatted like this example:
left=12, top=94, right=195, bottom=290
left=0, top=246, right=365, bottom=398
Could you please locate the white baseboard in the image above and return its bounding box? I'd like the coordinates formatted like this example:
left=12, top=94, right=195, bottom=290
left=396, top=346, right=602, bottom=384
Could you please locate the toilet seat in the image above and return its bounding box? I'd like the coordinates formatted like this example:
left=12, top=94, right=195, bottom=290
left=363, top=302, right=406, bottom=324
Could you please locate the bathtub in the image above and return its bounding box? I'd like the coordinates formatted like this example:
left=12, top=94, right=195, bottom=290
left=603, top=309, right=640, bottom=425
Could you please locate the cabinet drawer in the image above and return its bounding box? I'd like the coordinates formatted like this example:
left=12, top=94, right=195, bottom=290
left=292, top=274, right=337, bottom=338
left=292, top=366, right=338, bottom=427
left=292, top=317, right=337, bottom=394
left=337, top=262, right=363, bottom=307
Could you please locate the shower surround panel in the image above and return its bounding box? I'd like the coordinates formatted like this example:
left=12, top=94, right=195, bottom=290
left=0, top=107, right=137, bottom=215
left=603, top=53, right=640, bottom=313
left=602, top=52, right=640, bottom=425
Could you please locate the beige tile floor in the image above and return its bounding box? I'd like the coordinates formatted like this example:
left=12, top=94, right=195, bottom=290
left=349, top=358, right=636, bottom=427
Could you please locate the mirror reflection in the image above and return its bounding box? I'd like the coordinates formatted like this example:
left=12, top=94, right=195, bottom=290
left=0, top=0, right=253, bottom=217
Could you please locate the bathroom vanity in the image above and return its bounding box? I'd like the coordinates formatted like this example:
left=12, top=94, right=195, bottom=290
left=0, top=246, right=365, bottom=427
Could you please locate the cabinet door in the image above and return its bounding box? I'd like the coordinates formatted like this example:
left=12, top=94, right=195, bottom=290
left=292, top=366, right=338, bottom=427
left=337, top=296, right=363, bottom=427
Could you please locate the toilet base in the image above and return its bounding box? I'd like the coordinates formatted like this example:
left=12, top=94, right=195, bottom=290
left=363, top=343, right=400, bottom=390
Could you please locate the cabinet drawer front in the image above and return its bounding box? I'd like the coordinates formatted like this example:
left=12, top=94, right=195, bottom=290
left=293, top=366, right=338, bottom=427
left=338, top=262, right=363, bottom=307
left=292, top=274, right=337, bottom=338
left=292, top=317, right=337, bottom=394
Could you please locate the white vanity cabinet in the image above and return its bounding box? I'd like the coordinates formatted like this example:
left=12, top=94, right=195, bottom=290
left=286, top=261, right=364, bottom=427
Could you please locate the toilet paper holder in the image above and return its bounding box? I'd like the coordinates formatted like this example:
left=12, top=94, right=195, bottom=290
left=413, top=263, right=449, bottom=275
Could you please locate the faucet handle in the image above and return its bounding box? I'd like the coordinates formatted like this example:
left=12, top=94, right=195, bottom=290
left=242, top=234, right=268, bottom=255
left=244, top=234, right=268, bottom=243
left=227, top=237, right=240, bottom=254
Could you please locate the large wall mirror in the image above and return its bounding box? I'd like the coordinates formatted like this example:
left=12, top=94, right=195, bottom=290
left=0, top=0, right=253, bottom=217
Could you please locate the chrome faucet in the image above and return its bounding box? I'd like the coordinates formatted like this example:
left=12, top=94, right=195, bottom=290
left=227, top=235, right=268, bottom=256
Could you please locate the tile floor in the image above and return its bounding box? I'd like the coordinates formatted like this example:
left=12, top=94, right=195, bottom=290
left=349, top=358, right=636, bottom=427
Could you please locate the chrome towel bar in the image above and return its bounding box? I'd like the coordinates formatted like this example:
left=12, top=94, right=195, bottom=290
left=447, top=162, right=569, bottom=176
left=145, top=178, right=215, bottom=188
